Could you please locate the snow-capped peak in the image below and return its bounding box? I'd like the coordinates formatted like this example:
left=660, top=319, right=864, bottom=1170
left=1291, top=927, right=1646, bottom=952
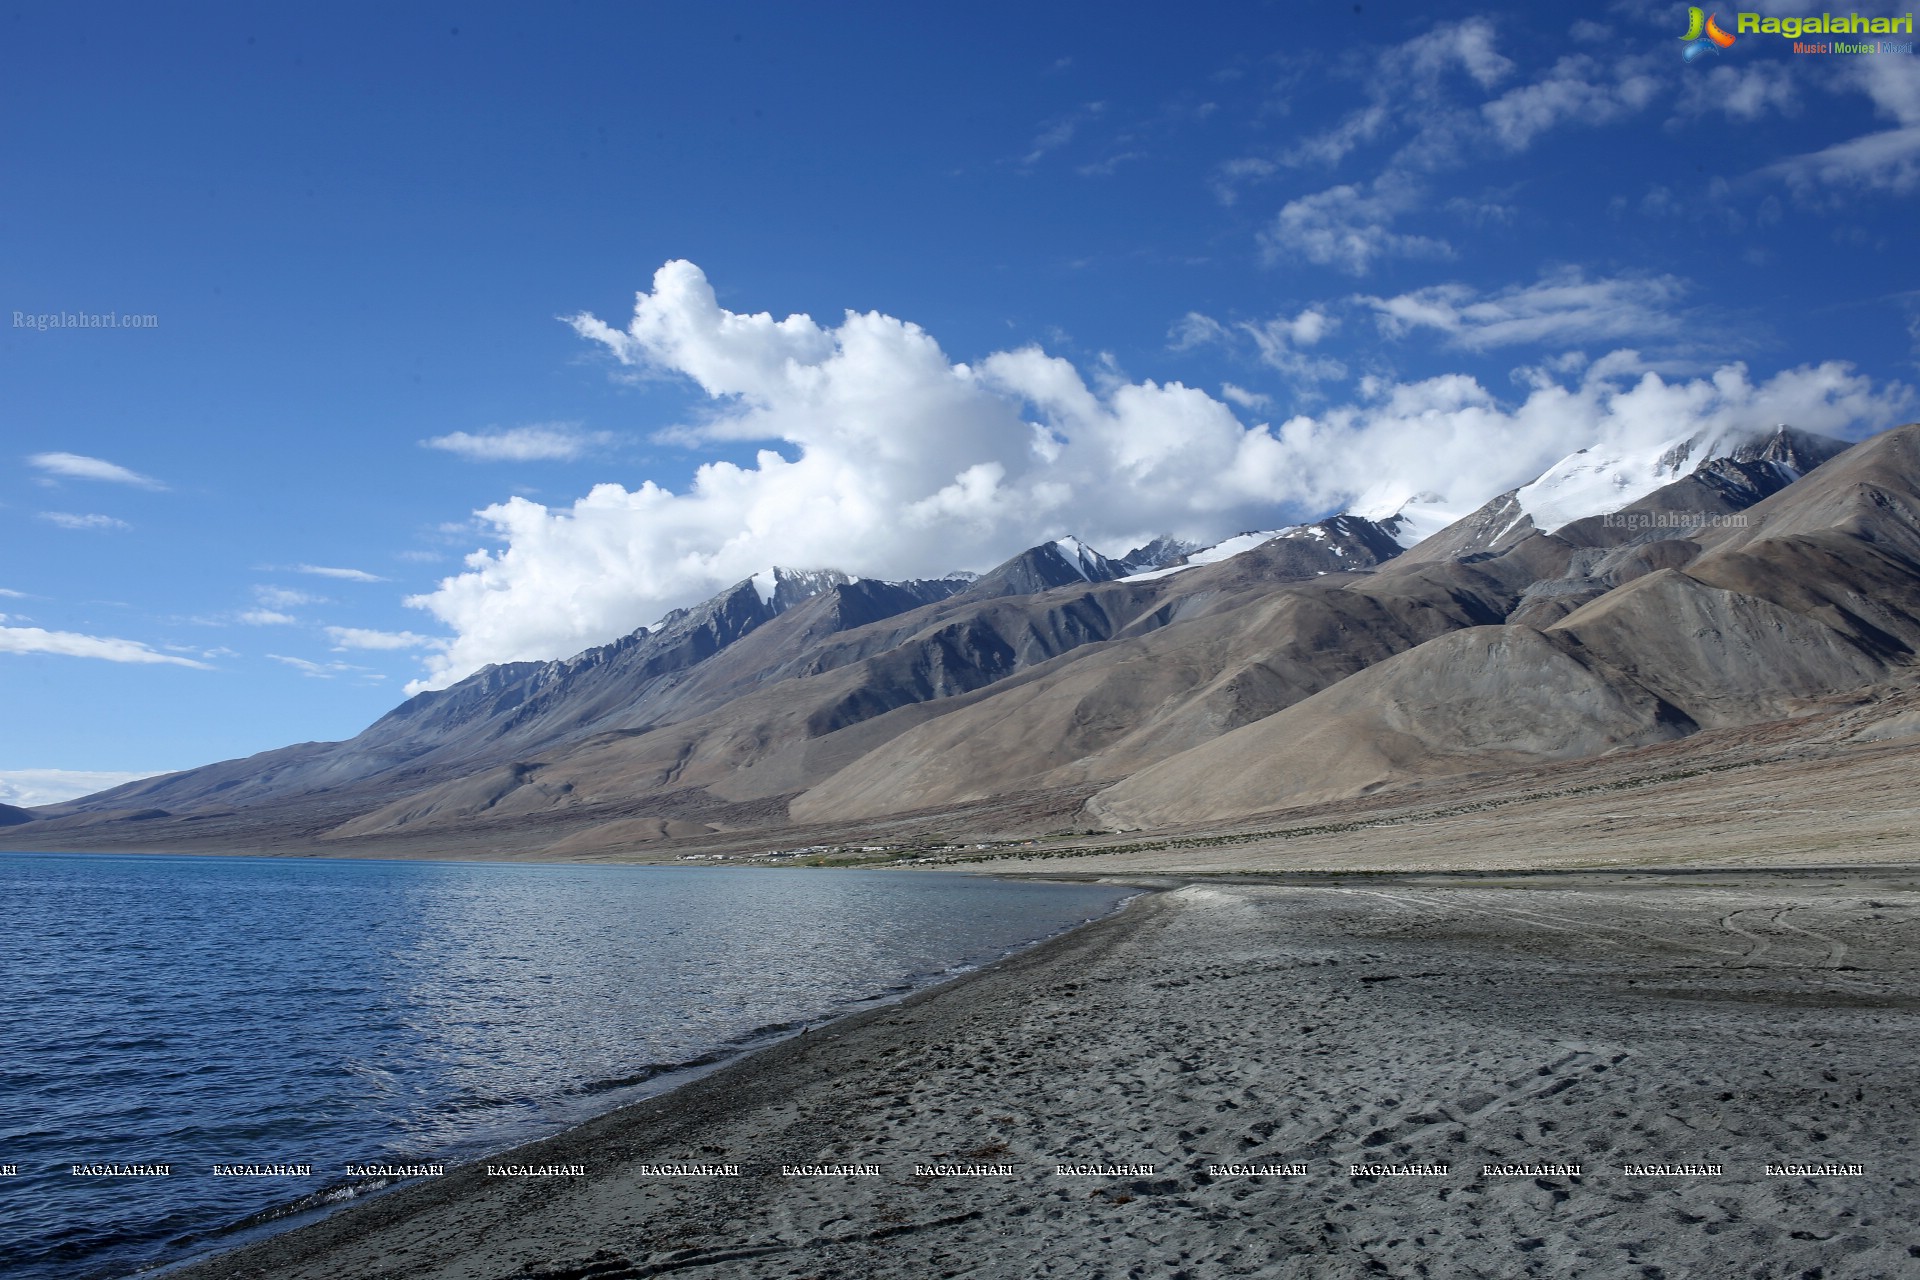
left=1379, top=496, right=1465, bottom=550
left=749, top=567, right=780, bottom=605
left=1048, top=536, right=1119, bottom=581
left=1515, top=424, right=1771, bottom=534
left=1349, top=490, right=1468, bottom=551
left=1118, top=527, right=1298, bottom=581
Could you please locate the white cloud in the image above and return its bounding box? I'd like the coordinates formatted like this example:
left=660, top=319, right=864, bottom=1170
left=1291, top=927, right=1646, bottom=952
left=26, top=452, right=165, bottom=489
left=421, top=424, right=613, bottom=462
left=1770, top=125, right=1920, bottom=196
left=238, top=609, right=297, bottom=626
left=1480, top=53, right=1661, bottom=151
left=1399, top=17, right=1513, bottom=92
left=1288, top=20, right=1513, bottom=170
left=1238, top=308, right=1347, bottom=383
left=1362, top=270, right=1688, bottom=351
left=1167, top=312, right=1230, bottom=351
left=0, top=625, right=213, bottom=668
left=324, top=626, right=442, bottom=651
left=1022, top=102, right=1106, bottom=166
left=295, top=564, right=387, bottom=582
left=269, top=654, right=372, bottom=679
left=1210, top=156, right=1278, bottom=204
left=1443, top=192, right=1519, bottom=226
left=1766, top=55, right=1920, bottom=193
left=1257, top=28, right=1661, bottom=226
left=1179, top=304, right=1339, bottom=377
left=1259, top=180, right=1452, bottom=275
left=1283, top=309, right=1334, bottom=346
left=1219, top=383, right=1272, bottom=411
left=1289, top=103, right=1393, bottom=169
left=1077, top=151, right=1141, bottom=178
left=0, top=769, right=168, bottom=808
left=40, top=512, right=131, bottom=531
left=1337, top=354, right=1911, bottom=520
left=403, top=261, right=1915, bottom=693
left=1853, top=49, right=1920, bottom=125
left=254, top=585, right=325, bottom=609
left=1270, top=20, right=1664, bottom=192
left=1678, top=62, right=1799, bottom=122
left=0, top=588, right=26, bottom=598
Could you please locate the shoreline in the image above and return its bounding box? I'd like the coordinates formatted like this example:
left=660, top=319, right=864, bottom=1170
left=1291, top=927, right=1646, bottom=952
left=145, top=877, right=1156, bottom=1280
left=163, top=880, right=1165, bottom=1279
left=164, top=866, right=1920, bottom=1279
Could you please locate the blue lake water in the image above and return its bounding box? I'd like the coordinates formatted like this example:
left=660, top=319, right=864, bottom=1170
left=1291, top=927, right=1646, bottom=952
left=0, top=852, right=1131, bottom=1279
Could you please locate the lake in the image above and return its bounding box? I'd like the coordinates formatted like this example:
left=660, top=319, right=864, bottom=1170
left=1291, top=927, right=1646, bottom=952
left=0, top=852, right=1131, bottom=1279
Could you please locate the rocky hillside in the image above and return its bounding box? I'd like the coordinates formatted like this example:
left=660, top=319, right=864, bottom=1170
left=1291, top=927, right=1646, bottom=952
left=11, top=423, right=1916, bottom=856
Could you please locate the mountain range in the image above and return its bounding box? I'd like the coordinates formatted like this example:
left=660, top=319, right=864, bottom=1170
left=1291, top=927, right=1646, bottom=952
left=10, top=420, right=1919, bottom=859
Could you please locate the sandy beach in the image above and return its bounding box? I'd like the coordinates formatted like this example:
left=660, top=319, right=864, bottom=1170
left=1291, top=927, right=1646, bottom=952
left=167, top=869, right=1920, bottom=1280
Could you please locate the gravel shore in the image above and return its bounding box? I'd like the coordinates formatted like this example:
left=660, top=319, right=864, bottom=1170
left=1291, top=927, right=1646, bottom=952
left=170, top=869, right=1920, bottom=1279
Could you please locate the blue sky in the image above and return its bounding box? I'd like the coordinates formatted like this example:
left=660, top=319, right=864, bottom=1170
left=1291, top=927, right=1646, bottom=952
left=4, top=0, right=1918, bottom=800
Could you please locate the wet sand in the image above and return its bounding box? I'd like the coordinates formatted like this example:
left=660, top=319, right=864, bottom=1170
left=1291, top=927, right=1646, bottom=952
left=171, top=870, right=1920, bottom=1279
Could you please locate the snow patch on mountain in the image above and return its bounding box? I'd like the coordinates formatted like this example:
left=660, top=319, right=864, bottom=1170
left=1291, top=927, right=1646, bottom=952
left=1514, top=425, right=1759, bottom=534
left=1050, top=536, right=1111, bottom=581
left=1349, top=490, right=1471, bottom=551
left=1118, top=536, right=1201, bottom=574
left=1120, top=528, right=1297, bottom=581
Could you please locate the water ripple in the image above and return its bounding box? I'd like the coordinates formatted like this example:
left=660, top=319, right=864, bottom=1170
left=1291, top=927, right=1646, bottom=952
left=0, top=853, right=1127, bottom=1280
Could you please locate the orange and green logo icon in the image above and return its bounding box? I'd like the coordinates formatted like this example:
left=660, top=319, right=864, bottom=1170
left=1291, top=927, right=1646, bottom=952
left=1681, top=7, right=1738, bottom=60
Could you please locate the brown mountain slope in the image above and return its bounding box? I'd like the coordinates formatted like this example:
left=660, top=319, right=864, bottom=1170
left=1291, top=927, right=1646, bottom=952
left=788, top=438, right=1834, bottom=824
left=318, top=521, right=1408, bottom=840
left=1084, top=625, right=1695, bottom=827
left=1088, top=422, right=1920, bottom=829
left=789, top=565, right=1520, bottom=822
left=8, top=426, right=1886, bottom=855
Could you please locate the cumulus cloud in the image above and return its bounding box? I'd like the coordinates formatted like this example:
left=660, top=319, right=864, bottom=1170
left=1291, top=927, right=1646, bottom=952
left=0, top=769, right=168, bottom=808
left=421, top=424, right=614, bottom=462
left=1259, top=180, right=1452, bottom=275
left=402, top=261, right=1914, bottom=693
left=1362, top=270, right=1689, bottom=350
left=238, top=609, right=297, bottom=626
left=40, top=512, right=131, bottom=531
left=1339, top=353, right=1911, bottom=518
left=324, top=626, right=442, bottom=651
left=295, top=564, right=387, bottom=582
left=27, top=452, right=165, bottom=489
left=0, top=625, right=213, bottom=668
